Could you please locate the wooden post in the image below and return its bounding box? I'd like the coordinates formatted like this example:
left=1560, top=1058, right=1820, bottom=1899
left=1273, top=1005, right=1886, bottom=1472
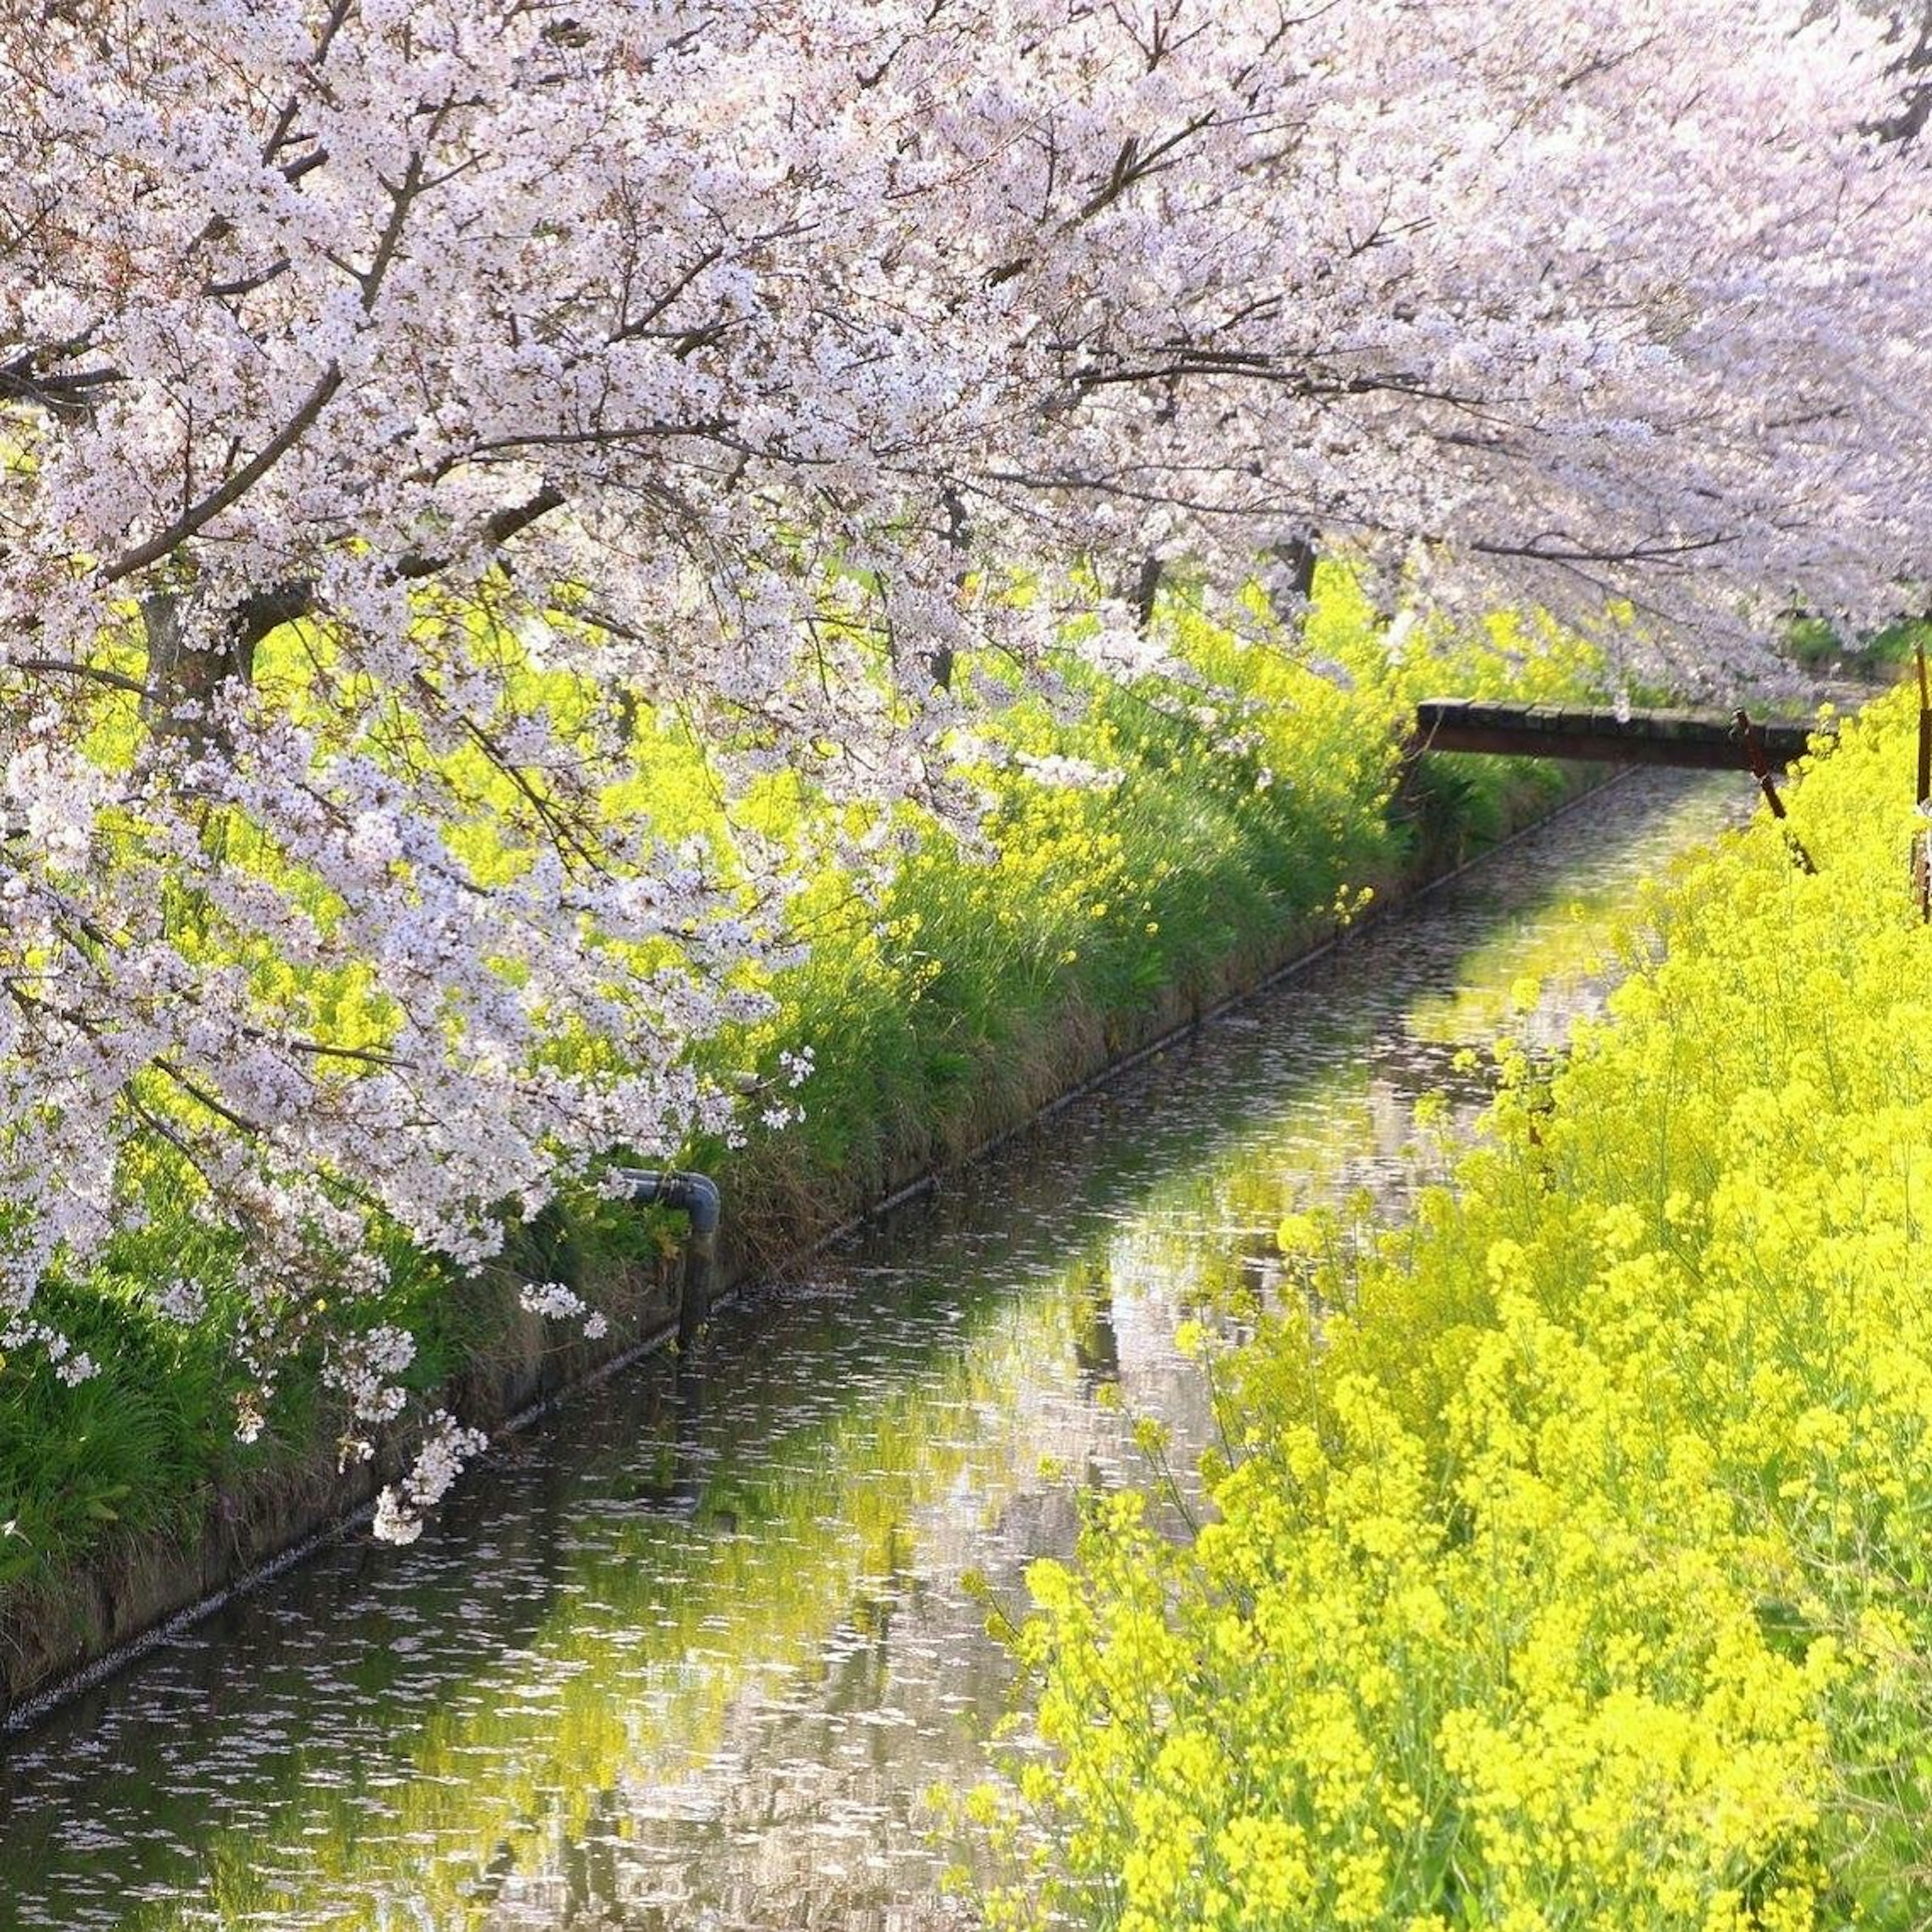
left=1736, top=708, right=1816, bottom=874
left=1915, top=638, right=1931, bottom=920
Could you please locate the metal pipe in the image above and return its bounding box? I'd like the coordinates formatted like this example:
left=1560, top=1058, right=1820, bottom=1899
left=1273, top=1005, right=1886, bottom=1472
left=615, top=1168, right=719, bottom=1347
left=615, top=1168, right=720, bottom=1234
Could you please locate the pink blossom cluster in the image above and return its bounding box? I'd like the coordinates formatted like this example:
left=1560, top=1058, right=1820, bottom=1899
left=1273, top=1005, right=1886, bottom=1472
left=370, top=1409, right=490, bottom=1545
left=518, top=1277, right=609, bottom=1339
left=0, top=1, right=1926, bottom=1454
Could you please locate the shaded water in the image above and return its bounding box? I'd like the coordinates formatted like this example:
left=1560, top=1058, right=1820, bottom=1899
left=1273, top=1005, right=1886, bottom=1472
left=0, top=771, right=1745, bottom=1931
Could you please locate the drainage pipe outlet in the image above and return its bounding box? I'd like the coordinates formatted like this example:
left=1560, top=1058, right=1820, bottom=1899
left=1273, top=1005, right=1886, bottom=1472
left=615, top=1169, right=720, bottom=1347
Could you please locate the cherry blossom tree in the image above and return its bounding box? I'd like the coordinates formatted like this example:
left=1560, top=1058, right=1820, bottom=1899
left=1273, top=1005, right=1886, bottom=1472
left=2, top=0, right=1927, bottom=1490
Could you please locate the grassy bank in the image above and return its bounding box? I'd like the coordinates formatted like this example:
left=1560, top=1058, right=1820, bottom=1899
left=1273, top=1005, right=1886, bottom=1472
left=986, top=687, right=1929, bottom=1928
left=0, top=571, right=1598, bottom=1711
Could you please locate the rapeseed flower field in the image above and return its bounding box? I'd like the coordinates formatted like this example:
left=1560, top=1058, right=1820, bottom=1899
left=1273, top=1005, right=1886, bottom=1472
left=988, top=686, right=1932, bottom=1928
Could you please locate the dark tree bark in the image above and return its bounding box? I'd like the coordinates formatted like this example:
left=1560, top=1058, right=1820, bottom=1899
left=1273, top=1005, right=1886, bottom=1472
left=1264, top=535, right=1318, bottom=628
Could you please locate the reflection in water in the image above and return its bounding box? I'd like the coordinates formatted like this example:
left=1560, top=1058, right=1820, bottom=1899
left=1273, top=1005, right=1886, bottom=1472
left=0, top=771, right=1746, bottom=1930
left=636, top=1362, right=709, bottom=1520
left=1072, top=1266, right=1121, bottom=1397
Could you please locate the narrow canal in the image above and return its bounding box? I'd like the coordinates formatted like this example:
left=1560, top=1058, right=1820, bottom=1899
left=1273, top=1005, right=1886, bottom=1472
left=0, top=770, right=1744, bottom=1932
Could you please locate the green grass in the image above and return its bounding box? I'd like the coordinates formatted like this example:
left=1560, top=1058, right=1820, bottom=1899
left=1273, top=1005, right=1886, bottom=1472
left=1784, top=610, right=1923, bottom=679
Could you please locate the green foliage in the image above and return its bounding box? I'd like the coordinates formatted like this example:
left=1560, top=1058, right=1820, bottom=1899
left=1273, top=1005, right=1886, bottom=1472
left=1783, top=610, right=1923, bottom=678
left=716, top=568, right=1596, bottom=1213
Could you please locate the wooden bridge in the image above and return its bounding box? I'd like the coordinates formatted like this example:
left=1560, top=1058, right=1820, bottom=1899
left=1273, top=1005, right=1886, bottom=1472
left=1411, top=698, right=1827, bottom=772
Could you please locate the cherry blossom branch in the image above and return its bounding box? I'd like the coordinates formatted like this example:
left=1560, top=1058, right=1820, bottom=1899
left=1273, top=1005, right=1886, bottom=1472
left=98, top=362, right=344, bottom=584
left=12, top=658, right=150, bottom=698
